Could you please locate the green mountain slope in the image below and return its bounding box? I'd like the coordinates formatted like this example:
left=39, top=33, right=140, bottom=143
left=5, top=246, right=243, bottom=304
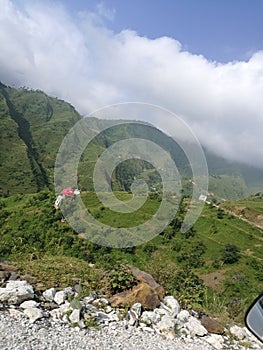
left=1, top=83, right=263, bottom=199
left=0, top=83, right=81, bottom=195
left=0, top=191, right=262, bottom=323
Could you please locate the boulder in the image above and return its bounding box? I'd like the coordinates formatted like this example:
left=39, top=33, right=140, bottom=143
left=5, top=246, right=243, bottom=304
left=109, top=267, right=164, bottom=310
left=200, top=315, right=225, bottom=334
left=0, top=280, right=34, bottom=305
left=130, top=267, right=164, bottom=299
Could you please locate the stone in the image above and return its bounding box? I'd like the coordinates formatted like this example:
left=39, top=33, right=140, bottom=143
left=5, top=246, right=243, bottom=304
left=230, top=325, right=247, bottom=340
left=93, top=298, right=109, bottom=307
left=20, top=300, right=39, bottom=309
left=59, top=301, right=71, bottom=314
left=141, top=311, right=161, bottom=325
left=109, top=267, right=164, bottom=310
left=96, top=311, right=111, bottom=322
left=105, top=305, right=113, bottom=313
left=177, top=310, right=190, bottom=323
left=74, top=284, right=82, bottom=294
left=8, top=272, right=19, bottom=281
left=83, top=295, right=95, bottom=304
left=0, top=270, right=10, bottom=282
left=63, top=287, right=74, bottom=297
left=43, top=287, right=56, bottom=302
left=20, top=274, right=37, bottom=285
left=160, top=296, right=180, bottom=317
left=131, top=302, right=142, bottom=317
left=24, top=307, right=44, bottom=323
left=156, top=314, right=176, bottom=332
left=69, top=309, right=81, bottom=324
left=107, top=310, right=120, bottom=322
left=200, top=315, right=225, bottom=334
left=127, top=309, right=138, bottom=326
left=129, top=266, right=165, bottom=300
left=49, top=308, right=62, bottom=320
left=54, top=290, right=67, bottom=305
left=0, top=280, right=34, bottom=305
left=0, top=263, right=17, bottom=273
left=9, top=308, right=23, bottom=319
left=185, top=316, right=208, bottom=337
left=205, top=334, right=225, bottom=350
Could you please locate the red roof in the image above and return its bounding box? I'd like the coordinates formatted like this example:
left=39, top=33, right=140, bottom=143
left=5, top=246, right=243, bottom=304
left=61, top=187, right=75, bottom=198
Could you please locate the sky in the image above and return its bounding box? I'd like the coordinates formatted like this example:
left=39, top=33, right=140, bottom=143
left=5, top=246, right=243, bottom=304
left=0, top=0, right=263, bottom=168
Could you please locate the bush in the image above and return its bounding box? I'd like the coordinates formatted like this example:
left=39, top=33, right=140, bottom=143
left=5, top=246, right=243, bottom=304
left=222, top=244, right=240, bottom=264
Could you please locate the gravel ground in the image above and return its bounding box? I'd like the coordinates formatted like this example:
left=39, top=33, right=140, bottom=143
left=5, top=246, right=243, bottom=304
left=0, top=311, right=216, bottom=350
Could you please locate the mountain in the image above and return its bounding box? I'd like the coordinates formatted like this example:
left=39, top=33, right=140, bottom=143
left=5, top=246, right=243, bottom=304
left=0, top=83, right=80, bottom=195
left=1, top=83, right=263, bottom=324
left=0, top=83, right=263, bottom=199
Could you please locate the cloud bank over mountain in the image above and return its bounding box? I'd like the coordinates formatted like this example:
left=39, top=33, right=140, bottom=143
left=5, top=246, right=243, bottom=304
left=1, top=0, right=263, bottom=168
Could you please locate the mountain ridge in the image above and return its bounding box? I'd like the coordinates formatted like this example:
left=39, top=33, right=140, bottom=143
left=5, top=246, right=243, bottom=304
left=1, top=83, right=262, bottom=199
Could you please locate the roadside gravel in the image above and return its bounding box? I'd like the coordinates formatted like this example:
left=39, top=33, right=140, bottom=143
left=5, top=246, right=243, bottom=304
left=0, top=310, right=216, bottom=350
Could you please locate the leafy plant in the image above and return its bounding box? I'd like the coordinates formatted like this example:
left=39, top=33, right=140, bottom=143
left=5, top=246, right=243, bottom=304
left=106, top=265, right=137, bottom=295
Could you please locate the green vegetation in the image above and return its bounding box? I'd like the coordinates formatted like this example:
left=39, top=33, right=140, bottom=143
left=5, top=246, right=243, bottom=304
left=1, top=83, right=263, bottom=199
left=1, top=191, right=263, bottom=325
left=1, top=83, right=263, bottom=327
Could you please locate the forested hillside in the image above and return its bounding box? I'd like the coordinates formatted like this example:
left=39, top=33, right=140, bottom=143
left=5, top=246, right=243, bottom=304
left=1, top=83, right=263, bottom=199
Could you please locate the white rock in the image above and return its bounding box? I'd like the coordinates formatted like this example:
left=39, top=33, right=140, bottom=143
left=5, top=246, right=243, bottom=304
left=141, top=311, right=161, bottom=325
left=20, top=300, right=39, bottom=309
left=63, top=287, right=74, bottom=297
left=156, top=314, right=176, bottom=332
left=9, top=308, right=23, bottom=319
left=0, top=280, right=34, bottom=305
left=54, top=290, right=67, bottom=305
left=185, top=316, right=208, bottom=337
left=97, top=311, right=111, bottom=322
left=83, top=295, right=95, bottom=304
left=205, top=334, right=225, bottom=349
left=108, top=310, right=120, bottom=322
left=49, top=308, right=61, bottom=320
left=43, top=287, right=56, bottom=302
left=24, top=307, right=44, bottom=323
left=127, top=309, right=138, bottom=326
left=59, top=301, right=71, bottom=314
left=69, top=309, right=80, bottom=324
left=177, top=310, right=190, bottom=323
left=93, top=298, right=109, bottom=306
left=230, top=325, right=246, bottom=340
left=131, top=303, right=142, bottom=317
left=161, top=296, right=180, bottom=317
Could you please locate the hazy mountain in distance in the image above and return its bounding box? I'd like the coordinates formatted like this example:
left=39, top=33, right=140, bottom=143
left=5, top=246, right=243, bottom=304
left=0, top=83, right=262, bottom=199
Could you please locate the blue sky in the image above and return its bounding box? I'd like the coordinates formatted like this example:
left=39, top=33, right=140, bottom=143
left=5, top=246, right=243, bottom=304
left=60, top=0, right=263, bottom=62
left=1, top=0, right=263, bottom=167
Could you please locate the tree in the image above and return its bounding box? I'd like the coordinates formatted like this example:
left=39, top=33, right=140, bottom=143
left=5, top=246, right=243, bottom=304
left=222, top=244, right=240, bottom=264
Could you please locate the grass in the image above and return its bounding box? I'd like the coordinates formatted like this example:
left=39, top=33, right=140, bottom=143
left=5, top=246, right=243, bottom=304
left=1, top=191, right=263, bottom=324
left=10, top=253, right=104, bottom=293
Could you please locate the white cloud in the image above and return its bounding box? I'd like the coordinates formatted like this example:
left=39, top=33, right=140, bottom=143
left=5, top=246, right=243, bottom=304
left=0, top=0, right=263, bottom=168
